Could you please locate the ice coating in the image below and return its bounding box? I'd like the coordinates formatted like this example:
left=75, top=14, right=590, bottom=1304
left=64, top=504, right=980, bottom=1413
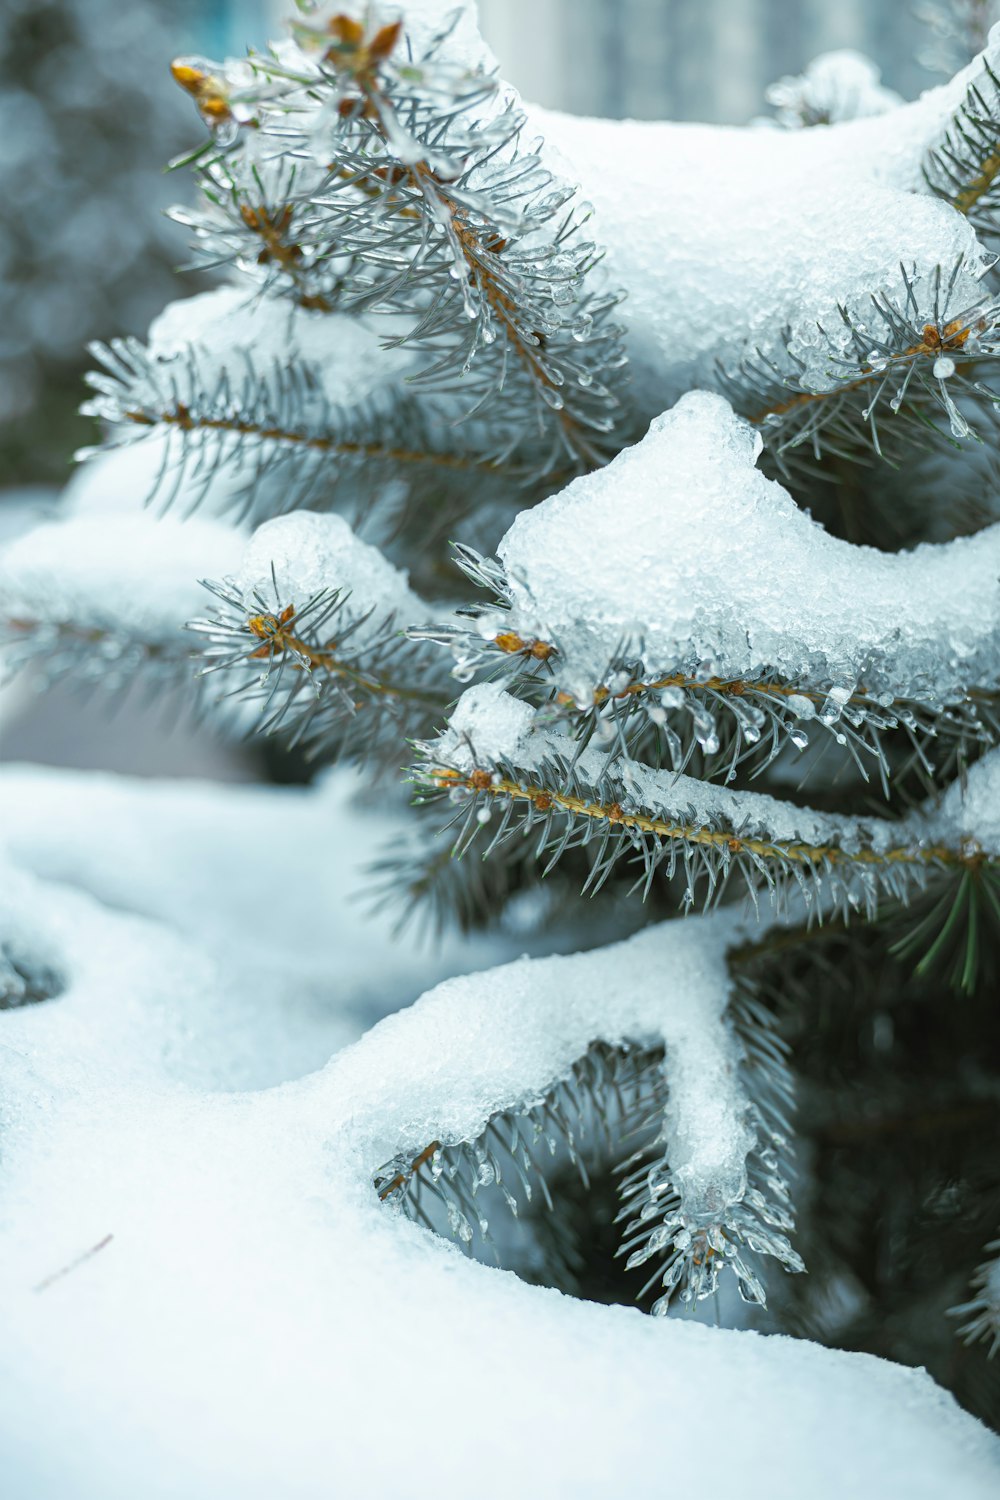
left=145, top=286, right=416, bottom=411
left=435, top=682, right=894, bottom=856
left=233, top=510, right=427, bottom=625
left=0, top=515, right=242, bottom=639
left=532, top=45, right=995, bottom=411
left=1, top=766, right=999, bottom=1496
left=498, top=393, right=1000, bottom=701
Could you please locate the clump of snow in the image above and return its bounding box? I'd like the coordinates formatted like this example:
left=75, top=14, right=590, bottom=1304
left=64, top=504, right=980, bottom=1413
left=439, top=681, right=537, bottom=770
left=497, top=393, right=1000, bottom=703
left=0, top=515, right=242, bottom=641
left=765, top=51, right=903, bottom=128
left=233, top=510, right=428, bottom=625
left=348, top=911, right=753, bottom=1226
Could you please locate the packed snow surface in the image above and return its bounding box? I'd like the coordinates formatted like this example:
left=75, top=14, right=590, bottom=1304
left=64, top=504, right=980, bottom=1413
left=499, top=392, right=1000, bottom=702
left=0, top=769, right=998, bottom=1498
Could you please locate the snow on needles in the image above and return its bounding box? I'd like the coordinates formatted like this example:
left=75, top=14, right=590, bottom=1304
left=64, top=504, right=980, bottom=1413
left=533, top=44, right=997, bottom=413
left=0, top=514, right=242, bottom=642
left=233, top=510, right=427, bottom=626
left=145, top=285, right=416, bottom=414
left=433, top=680, right=897, bottom=858
left=498, top=392, right=1000, bottom=703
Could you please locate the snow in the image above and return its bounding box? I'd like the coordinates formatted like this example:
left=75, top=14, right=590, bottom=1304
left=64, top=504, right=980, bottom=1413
left=925, top=745, right=1000, bottom=854
left=145, top=286, right=415, bottom=413
left=497, top=392, right=1000, bottom=703
left=344, top=909, right=749, bottom=1183
left=4, top=9, right=1000, bottom=1494
left=533, top=47, right=996, bottom=412
left=233, top=510, right=427, bottom=625
left=62, top=430, right=260, bottom=523
left=0, top=514, right=242, bottom=644
left=0, top=766, right=998, bottom=1496
left=0, top=765, right=514, bottom=1090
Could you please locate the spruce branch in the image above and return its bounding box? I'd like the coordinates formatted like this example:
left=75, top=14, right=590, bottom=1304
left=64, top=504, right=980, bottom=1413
left=952, top=1237, right=1000, bottom=1356
left=925, top=57, right=1000, bottom=234
left=888, top=861, right=1000, bottom=993
left=83, top=336, right=522, bottom=523
left=168, top=10, right=629, bottom=479
left=375, top=974, right=800, bottom=1311
left=189, top=569, right=449, bottom=763
left=722, top=261, right=1000, bottom=473
left=0, top=610, right=197, bottom=703
left=616, top=977, right=801, bottom=1311
left=412, top=560, right=1000, bottom=797
left=411, top=736, right=992, bottom=918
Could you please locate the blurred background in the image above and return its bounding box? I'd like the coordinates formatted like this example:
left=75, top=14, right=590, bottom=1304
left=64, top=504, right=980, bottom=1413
left=0, top=0, right=988, bottom=773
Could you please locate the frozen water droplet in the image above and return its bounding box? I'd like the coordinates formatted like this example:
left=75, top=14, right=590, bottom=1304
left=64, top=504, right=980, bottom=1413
left=690, top=703, right=720, bottom=754
left=787, top=693, right=816, bottom=720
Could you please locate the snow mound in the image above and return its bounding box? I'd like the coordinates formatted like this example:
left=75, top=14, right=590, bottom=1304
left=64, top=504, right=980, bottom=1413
left=145, top=286, right=415, bottom=413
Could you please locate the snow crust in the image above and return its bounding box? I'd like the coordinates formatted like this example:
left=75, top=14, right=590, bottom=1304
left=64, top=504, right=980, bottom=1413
left=498, top=392, right=1000, bottom=702
left=234, top=510, right=426, bottom=624
left=0, top=768, right=998, bottom=1497
left=0, top=515, right=242, bottom=640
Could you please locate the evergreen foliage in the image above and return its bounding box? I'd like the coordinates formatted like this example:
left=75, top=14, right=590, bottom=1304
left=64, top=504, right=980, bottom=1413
left=3, top=0, right=1000, bottom=1445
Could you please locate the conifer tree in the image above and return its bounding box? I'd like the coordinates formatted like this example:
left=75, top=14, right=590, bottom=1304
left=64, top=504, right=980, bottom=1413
left=3, top=0, right=1000, bottom=1476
